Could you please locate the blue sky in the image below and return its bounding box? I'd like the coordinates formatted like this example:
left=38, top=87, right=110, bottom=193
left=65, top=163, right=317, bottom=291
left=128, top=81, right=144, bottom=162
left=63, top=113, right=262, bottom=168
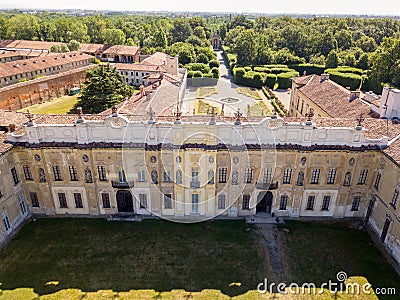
left=0, top=0, right=398, bottom=15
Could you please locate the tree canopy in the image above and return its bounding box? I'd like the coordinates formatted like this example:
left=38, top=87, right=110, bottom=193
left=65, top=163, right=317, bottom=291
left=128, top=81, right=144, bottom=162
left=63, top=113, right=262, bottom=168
left=72, top=65, right=134, bottom=114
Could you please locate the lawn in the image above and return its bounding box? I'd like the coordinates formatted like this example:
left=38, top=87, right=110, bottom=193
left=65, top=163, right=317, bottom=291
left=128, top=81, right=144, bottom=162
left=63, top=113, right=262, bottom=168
left=278, top=221, right=400, bottom=300
left=0, top=219, right=267, bottom=298
left=0, top=219, right=398, bottom=299
left=18, top=95, right=79, bottom=114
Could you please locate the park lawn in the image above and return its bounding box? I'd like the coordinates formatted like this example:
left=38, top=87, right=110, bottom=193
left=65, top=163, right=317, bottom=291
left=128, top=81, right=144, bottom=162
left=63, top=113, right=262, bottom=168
left=18, top=95, right=79, bottom=114
left=0, top=219, right=398, bottom=299
left=0, top=219, right=267, bottom=298
left=278, top=221, right=400, bottom=300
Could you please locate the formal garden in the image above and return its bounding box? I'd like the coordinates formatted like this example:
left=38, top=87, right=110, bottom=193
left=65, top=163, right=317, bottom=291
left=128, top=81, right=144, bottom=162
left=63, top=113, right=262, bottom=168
left=0, top=219, right=399, bottom=299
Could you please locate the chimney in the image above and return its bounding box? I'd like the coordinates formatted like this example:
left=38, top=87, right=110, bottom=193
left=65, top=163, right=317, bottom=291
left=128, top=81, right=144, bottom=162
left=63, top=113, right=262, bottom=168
left=166, top=56, right=178, bottom=76
left=320, top=74, right=330, bottom=82
left=140, top=85, right=145, bottom=97
left=9, top=124, right=16, bottom=132
left=349, top=91, right=361, bottom=101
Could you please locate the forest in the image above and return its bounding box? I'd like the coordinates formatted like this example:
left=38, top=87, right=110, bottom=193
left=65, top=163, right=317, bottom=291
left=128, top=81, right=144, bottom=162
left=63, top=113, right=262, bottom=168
left=1, top=12, right=400, bottom=93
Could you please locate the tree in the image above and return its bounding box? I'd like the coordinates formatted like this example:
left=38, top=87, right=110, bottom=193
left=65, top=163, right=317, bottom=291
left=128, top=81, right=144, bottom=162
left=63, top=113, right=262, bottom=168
left=171, top=18, right=192, bottom=43
left=234, top=29, right=257, bottom=66
left=50, top=45, right=61, bottom=53
left=167, top=42, right=196, bottom=65
left=326, top=50, right=340, bottom=68
left=369, top=37, right=400, bottom=88
left=193, top=26, right=206, bottom=40
left=356, top=53, right=369, bottom=70
left=103, top=28, right=126, bottom=45
left=68, top=40, right=81, bottom=51
left=60, top=44, right=70, bottom=53
left=73, top=65, right=134, bottom=114
left=5, top=14, right=41, bottom=40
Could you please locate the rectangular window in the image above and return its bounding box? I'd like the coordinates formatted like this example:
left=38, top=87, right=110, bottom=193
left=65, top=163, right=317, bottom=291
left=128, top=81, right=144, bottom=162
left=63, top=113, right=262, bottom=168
left=19, top=195, right=27, bottom=215
left=244, top=168, right=253, bottom=183
left=138, top=169, right=146, bottom=182
left=11, top=167, right=19, bottom=185
left=279, top=195, right=288, bottom=210
left=118, top=169, right=127, bottom=183
left=219, top=167, right=227, bottom=183
left=263, top=168, right=272, bottom=184
left=351, top=196, right=361, bottom=211
left=53, top=165, right=62, bottom=181
left=391, top=189, right=399, bottom=209
left=358, top=169, right=368, bottom=185
left=283, top=168, right=292, bottom=184
left=98, top=166, right=107, bottom=181
left=139, top=194, right=147, bottom=209
left=69, top=166, right=78, bottom=181
left=218, top=194, right=226, bottom=209
left=164, top=193, right=172, bottom=209
left=101, top=193, right=111, bottom=208
left=242, top=194, right=250, bottom=210
left=74, top=193, right=83, bottom=208
left=374, top=171, right=381, bottom=190
left=23, top=165, right=33, bottom=180
left=326, top=169, right=336, bottom=184
left=2, top=214, right=11, bottom=231
left=310, top=169, right=320, bottom=184
left=30, top=192, right=39, bottom=207
left=306, top=195, right=315, bottom=210
left=322, top=195, right=331, bottom=211
left=58, top=193, right=67, bottom=208
left=163, top=171, right=171, bottom=182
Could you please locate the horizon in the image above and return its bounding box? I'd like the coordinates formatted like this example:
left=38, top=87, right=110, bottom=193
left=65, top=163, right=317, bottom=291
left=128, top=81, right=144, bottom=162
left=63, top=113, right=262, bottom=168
left=0, top=0, right=400, bottom=17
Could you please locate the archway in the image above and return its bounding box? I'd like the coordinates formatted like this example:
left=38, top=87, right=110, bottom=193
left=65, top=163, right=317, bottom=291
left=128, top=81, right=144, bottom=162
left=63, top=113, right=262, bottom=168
left=256, top=191, right=273, bottom=214
left=116, top=190, right=134, bottom=213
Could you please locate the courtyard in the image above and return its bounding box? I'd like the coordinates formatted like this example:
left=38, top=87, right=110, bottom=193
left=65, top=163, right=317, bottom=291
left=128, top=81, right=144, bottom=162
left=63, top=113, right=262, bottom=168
left=0, top=219, right=399, bottom=299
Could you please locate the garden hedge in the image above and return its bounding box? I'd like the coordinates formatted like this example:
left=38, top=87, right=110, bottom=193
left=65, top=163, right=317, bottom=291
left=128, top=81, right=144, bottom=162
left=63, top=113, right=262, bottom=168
left=291, top=63, right=325, bottom=75
left=325, top=70, right=362, bottom=90
left=277, top=71, right=299, bottom=89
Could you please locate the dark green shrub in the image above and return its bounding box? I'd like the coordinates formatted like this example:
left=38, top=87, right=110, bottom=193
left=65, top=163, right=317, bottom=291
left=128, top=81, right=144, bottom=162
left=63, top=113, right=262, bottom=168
left=326, top=70, right=362, bottom=90
left=254, top=66, right=271, bottom=73
left=270, top=67, right=293, bottom=74
left=244, top=66, right=252, bottom=72
left=265, top=74, right=277, bottom=88
left=211, top=67, right=220, bottom=79
left=209, top=60, right=220, bottom=69
left=193, top=70, right=203, bottom=77
left=185, top=63, right=210, bottom=74
left=277, top=71, right=299, bottom=89
left=291, top=64, right=325, bottom=75
left=233, top=67, right=246, bottom=84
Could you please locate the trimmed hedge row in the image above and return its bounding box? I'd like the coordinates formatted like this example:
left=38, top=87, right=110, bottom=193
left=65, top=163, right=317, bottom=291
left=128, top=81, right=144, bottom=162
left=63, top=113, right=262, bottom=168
left=187, top=69, right=219, bottom=79
left=233, top=67, right=298, bottom=89
left=325, top=66, right=365, bottom=75
left=291, top=63, right=325, bottom=75
left=325, top=70, right=362, bottom=90
left=271, top=99, right=286, bottom=116
left=277, top=71, right=300, bottom=89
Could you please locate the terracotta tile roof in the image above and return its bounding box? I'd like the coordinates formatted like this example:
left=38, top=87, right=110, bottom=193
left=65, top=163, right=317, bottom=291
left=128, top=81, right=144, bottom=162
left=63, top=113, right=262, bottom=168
left=0, top=52, right=93, bottom=79
left=0, top=110, right=29, bottom=127
left=384, top=138, right=400, bottom=165
left=101, top=45, right=140, bottom=56
left=79, top=43, right=105, bottom=54
left=0, top=49, right=47, bottom=59
left=295, top=75, right=371, bottom=118
left=283, top=117, right=400, bottom=140
left=141, top=52, right=168, bottom=66
left=114, top=63, right=165, bottom=72
left=0, top=132, right=13, bottom=154
left=371, top=99, right=380, bottom=108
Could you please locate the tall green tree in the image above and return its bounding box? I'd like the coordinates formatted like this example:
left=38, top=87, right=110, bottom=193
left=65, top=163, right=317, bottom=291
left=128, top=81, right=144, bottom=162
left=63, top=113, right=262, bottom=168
left=73, top=65, right=134, bottom=114
left=234, top=29, right=257, bottom=66
left=326, top=50, right=340, bottom=68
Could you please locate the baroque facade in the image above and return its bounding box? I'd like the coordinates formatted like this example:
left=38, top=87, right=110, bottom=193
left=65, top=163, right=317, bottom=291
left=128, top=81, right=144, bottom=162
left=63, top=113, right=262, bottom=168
left=0, top=73, right=400, bottom=267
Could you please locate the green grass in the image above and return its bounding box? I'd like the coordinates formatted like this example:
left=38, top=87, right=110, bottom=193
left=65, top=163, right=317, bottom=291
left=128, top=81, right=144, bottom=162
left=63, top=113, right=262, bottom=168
left=18, top=95, right=79, bottom=114
left=278, top=221, right=400, bottom=300
left=0, top=219, right=398, bottom=299
left=0, top=219, right=265, bottom=298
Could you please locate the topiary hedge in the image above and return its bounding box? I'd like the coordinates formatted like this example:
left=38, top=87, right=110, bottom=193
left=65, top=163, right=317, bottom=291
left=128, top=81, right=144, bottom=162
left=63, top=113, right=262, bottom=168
left=326, top=66, right=365, bottom=76
left=209, top=60, right=220, bottom=69
left=325, top=70, right=362, bottom=90
left=270, top=67, right=293, bottom=74
left=277, top=71, right=299, bottom=89
left=291, top=63, right=325, bottom=75
left=265, top=74, right=277, bottom=89
left=254, top=66, right=271, bottom=73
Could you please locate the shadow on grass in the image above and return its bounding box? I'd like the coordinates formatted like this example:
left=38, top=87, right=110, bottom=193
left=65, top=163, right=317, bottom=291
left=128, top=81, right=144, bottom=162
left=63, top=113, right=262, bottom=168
left=0, top=219, right=265, bottom=297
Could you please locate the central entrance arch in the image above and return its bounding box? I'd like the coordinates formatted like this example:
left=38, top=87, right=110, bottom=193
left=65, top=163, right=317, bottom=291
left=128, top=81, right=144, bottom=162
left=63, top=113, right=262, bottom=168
left=116, top=190, right=134, bottom=213
left=256, top=191, right=273, bottom=214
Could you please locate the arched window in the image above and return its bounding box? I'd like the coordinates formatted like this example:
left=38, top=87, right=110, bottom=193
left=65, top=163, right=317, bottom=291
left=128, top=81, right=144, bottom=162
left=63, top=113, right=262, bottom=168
left=151, top=170, right=158, bottom=184
left=343, top=172, right=351, bottom=186
left=38, top=168, right=46, bottom=183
